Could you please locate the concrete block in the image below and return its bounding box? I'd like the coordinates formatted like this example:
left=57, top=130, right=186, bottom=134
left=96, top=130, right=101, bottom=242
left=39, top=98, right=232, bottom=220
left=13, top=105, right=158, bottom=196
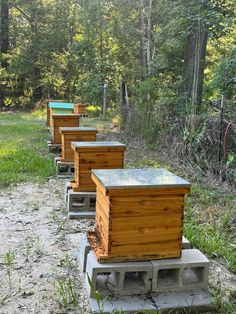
left=67, top=190, right=96, bottom=219
left=89, top=296, right=156, bottom=314
left=54, top=156, right=61, bottom=166
left=151, top=249, right=210, bottom=292
left=153, top=289, right=216, bottom=314
left=68, top=211, right=95, bottom=219
left=182, top=235, right=191, bottom=249
left=64, top=181, right=73, bottom=204
left=47, top=141, right=61, bottom=154
left=78, top=234, right=91, bottom=272
left=56, top=160, right=74, bottom=178
left=85, top=251, right=153, bottom=297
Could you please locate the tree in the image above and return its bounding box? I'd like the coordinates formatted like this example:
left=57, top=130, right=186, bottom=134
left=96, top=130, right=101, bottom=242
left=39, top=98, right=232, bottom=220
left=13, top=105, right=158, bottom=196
left=1, top=0, right=9, bottom=67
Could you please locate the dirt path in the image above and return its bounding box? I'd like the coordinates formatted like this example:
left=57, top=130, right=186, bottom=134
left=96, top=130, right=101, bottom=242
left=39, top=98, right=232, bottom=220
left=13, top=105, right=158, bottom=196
left=0, top=180, right=93, bottom=314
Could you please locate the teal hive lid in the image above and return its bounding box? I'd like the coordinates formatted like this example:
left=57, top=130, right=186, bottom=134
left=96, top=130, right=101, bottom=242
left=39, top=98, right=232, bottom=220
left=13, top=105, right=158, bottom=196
left=49, top=102, right=74, bottom=109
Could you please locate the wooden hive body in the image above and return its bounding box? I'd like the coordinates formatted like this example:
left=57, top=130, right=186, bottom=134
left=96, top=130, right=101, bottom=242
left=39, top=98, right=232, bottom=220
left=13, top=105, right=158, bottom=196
left=74, top=103, right=87, bottom=115
left=44, top=99, right=64, bottom=126
left=59, top=127, right=97, bottom=162
left=51, top=114, right=80, bottom=144
left=89, top=169, right=191, bottom=263
left=49, top=103, right=74, bottom=127
left=71, top=142, right=126, bottom=192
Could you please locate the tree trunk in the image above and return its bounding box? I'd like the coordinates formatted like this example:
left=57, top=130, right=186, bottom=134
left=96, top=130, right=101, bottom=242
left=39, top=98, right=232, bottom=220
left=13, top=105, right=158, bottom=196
left=183, top=22, right=208, bottom=108
left=147, top=0, right=152, bottom=77
left=139, top=0, right=146, bottom=72
left=120, top=80, right=131, bottom=127
left=1, top=0, right=9, bottom=67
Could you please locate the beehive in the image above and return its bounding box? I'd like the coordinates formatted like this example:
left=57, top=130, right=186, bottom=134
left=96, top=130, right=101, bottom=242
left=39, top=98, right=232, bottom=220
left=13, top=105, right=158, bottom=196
left=74, top=103, right=87, bottom=115
left=59, top=127, right=97, bottom=162
left=45, top=100, right=64, bottom=126
left=89, top=168, right=191, bottom=263
left=70, top=142, right=126, bottom=192
left=49, top=102, right=74, bottom=127
left=51, top=114, right=80, bottom=144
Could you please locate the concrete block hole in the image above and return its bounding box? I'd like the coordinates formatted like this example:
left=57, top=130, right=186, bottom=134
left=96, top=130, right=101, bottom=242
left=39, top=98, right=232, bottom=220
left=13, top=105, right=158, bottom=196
left=183, top=267, right=204, bottom=285
left=96, top=272, right=119, bottom=293
left=157, top=268, right=180, bottom=287
left=123, top=271, right=147, bottom=290
left=90, top=198, right=96, bottom=208
left=73, top=197, right=85, bottom=208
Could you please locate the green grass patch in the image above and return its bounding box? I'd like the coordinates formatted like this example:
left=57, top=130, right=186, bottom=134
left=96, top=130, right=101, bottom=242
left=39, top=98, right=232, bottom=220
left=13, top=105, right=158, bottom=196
left=184, top=184, right=236, bottom=272
left=0, top=111, right=54, bottom=188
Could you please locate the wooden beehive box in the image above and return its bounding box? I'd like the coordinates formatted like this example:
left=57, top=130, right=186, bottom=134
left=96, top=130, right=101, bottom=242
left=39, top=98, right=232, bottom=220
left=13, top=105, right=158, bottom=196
left=70, top=141, right=126, bottom=192
left=74, top=103, right=87, bottom=115
left=51, top=114, right=80, bottom=144
left=45, top=100, right=64, bottom=126
left=59, top=127, right=97, bottom=162
left=89, top=168, right=191, bottom=263
left=49, top=102, right=74, bottom=127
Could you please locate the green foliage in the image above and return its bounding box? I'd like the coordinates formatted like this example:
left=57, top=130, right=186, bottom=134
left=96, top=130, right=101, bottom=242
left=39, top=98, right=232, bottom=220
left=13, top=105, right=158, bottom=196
left=212, top=46, right=236, bottom=98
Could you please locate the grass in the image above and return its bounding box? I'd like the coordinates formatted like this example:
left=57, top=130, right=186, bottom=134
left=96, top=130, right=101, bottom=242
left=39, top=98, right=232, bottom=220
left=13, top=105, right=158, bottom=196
left=184, top=184, right=236, bottom=272
left=0, top=111, right=55, bottom=188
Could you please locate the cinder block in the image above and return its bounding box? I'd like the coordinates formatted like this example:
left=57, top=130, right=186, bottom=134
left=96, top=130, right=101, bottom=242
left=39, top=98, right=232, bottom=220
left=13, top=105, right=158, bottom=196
left=89, top=295, right=156, bottom=314
left=89, top=290, right=215, bottom=314
left=56, top=161, right=74, bottom=178
left=47, top=141, right=61, bottom=154
left=151, top=249, right=210, bottom=292
left=68, top=211, right=95, bottom=219
left=64, top=181, right=73, bottom=204
left=67, top=190, right=96, bottom=219
left=78, top=234, right=91, bottom=272
left=85, top=251, right=153, bottom=297
left=54, top=156, right=61, bottom=166
left=153, top=289, right=216, bottom=314
left=182, top=235, right=191, bottom=249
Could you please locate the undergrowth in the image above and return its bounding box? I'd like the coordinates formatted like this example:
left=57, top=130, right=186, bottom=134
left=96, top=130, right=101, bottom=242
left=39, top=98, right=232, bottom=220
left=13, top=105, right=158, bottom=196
left=184, top=184, right=236, bottom=273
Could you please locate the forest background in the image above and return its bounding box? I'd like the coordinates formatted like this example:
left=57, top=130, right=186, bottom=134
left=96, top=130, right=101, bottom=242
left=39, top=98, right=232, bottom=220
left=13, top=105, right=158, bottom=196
left=0, top=0, right=236, bottom=183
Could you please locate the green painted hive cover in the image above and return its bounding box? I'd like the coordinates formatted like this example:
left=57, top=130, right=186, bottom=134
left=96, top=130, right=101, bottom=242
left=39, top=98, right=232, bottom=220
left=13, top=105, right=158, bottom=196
left=49, top=102, right=74, bottom=109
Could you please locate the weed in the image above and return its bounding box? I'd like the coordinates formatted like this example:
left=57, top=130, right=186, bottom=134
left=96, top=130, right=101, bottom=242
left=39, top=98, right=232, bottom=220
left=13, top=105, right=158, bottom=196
left=23, top=235, right=35, bottom=262
left=54, top=276, right=78, bottom=308
left=87, top=274, right=108, bottom=313
left=4, top=250, right=16, bottom=290
left=59, top=220, right=66, bottom=241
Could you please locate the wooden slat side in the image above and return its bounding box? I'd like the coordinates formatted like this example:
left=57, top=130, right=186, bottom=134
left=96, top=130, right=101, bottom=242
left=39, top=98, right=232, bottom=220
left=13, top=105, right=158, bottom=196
left=96, top=250, right=181, bottom=263
left=110, top=242, right=181, bottom=256
left=62, top=133, right=96, bottom=162
left=107, top=187, right=190, bottom=197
